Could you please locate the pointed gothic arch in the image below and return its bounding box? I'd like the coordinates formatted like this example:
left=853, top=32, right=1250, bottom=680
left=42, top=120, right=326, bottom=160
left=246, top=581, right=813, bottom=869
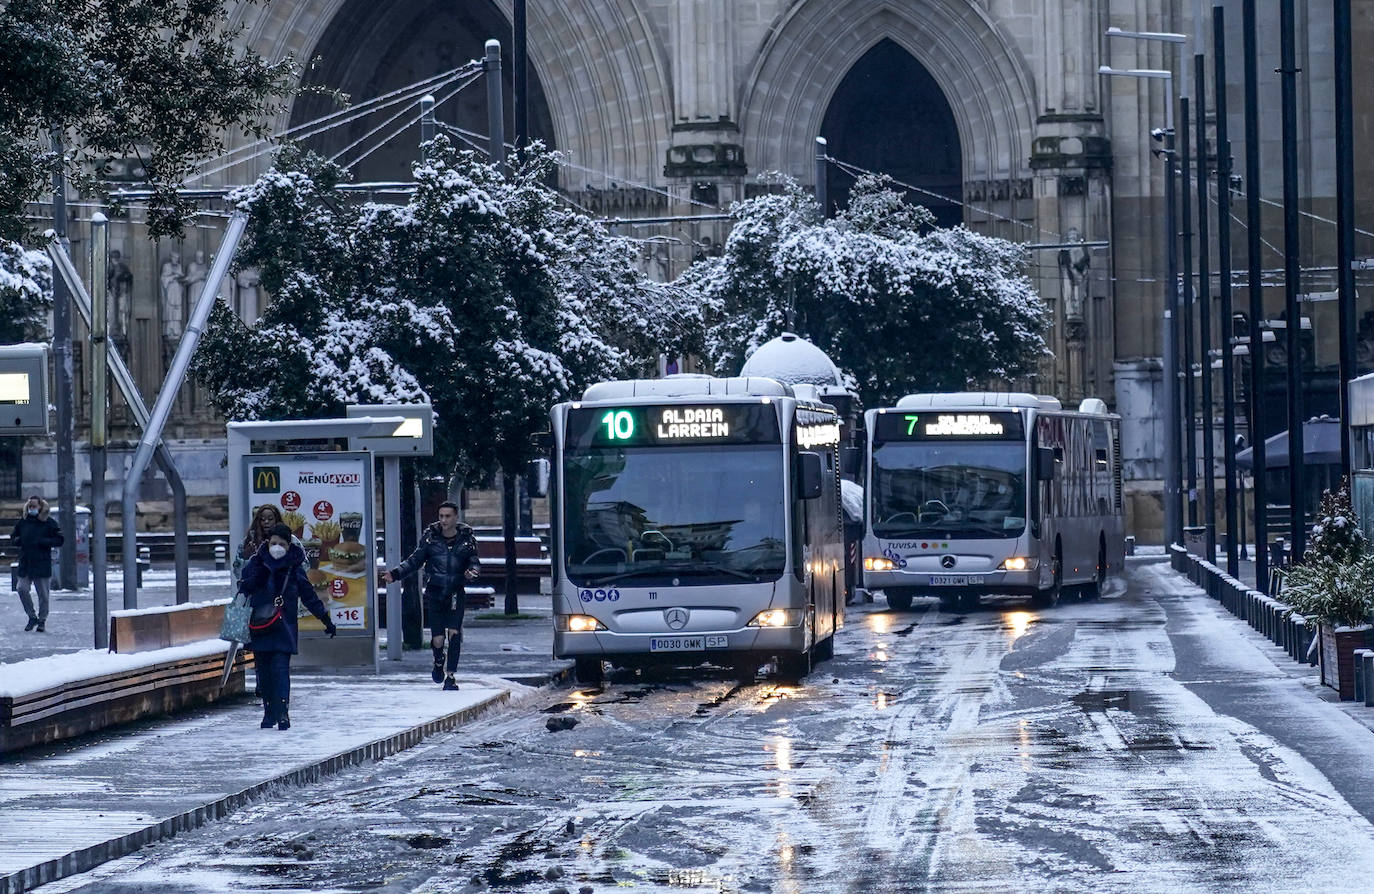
left=738, top=0, right=1037, bottom=216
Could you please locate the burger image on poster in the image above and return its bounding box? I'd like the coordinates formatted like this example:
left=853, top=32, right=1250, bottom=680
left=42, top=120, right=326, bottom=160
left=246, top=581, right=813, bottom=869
left=329, top=541, right=366, bottom=574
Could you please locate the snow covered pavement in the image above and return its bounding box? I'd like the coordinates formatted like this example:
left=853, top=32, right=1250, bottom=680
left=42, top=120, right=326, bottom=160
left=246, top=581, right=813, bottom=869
left=13, top=558, right=1374, bottom=892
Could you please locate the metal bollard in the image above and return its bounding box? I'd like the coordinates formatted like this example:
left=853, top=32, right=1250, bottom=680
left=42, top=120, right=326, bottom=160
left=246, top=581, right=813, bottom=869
left=214, top=541, right=227, bottom=571
left=1125, top=535, right=1136, bottom=556
left=1355, top=651, right=1369, bottom=703
left=1364, top=652, right=1374, bottom=708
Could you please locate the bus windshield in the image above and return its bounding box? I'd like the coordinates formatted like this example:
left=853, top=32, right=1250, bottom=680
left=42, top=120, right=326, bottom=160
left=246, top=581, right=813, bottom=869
left=563, top=445, right=787, bottom=587
left=871, top=441, right=1027, bottom=539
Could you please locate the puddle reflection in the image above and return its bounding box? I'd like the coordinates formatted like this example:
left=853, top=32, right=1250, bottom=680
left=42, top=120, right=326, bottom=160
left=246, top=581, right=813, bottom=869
left=1004, top=610, right=1034, bottom=645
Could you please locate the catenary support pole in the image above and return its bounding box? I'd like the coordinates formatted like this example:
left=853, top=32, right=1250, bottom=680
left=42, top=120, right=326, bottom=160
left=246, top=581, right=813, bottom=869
left=1279, top=0, right=1306, bottom=562
left=50, top=128, right=77, bottom=591
left=121, top=215, right=246, bottom=610
left=1335, top=0, right=1357, bottom=476
left=1214, top=2, right=1239, bottom=576
left=1195, top=50, right=1216, bottom=560
left=46, top=245, right=192, bottom=604
left=485, top=40, right=506, bottom=173
left=486, top=38, right=518, bottom=614
left=815, top=136, right=828, bottom=217
left=384, top=455, right=402, bottom=661
left=1163, top=126, right=1183, bottom=548
left=514, top=0, right=527, bottom=150
left=1180, top=96, right=1198, bottom=527
left=90, top=213, right=109, bottom=648
left=1242, top=0, right=1268, bottom=588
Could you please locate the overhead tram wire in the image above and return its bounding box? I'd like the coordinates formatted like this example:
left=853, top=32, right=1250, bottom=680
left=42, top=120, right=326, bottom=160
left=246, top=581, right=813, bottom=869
left=822, top=155, right=1063, bottom=244
left=188, top=63, right=484, bottom=183
left=332, top=74, right=482, bottom=170
left=432, top=121, right=723, bottom=212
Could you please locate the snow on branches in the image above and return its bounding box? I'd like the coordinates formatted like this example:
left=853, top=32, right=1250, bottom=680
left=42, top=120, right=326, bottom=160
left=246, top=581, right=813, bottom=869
left=683, top=173, right=1049, bottom=406
left=193, top=139, right=691, bottom=478
left=0, top=239, right=53, bottom=343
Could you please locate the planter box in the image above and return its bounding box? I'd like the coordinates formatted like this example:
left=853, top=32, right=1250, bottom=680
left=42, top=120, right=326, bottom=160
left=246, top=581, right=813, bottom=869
left=1318, top=623, right=1373, bottom=700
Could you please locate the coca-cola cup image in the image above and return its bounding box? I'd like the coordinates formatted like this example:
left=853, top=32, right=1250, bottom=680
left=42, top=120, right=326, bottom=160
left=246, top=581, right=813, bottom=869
left=303, top=539, right=322, bottom=569
left=339, top=511, right=363, bottom=544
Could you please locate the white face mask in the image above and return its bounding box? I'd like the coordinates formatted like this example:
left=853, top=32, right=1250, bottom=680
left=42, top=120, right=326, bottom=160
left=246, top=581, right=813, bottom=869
left=268, top=544, right=288, bottom=560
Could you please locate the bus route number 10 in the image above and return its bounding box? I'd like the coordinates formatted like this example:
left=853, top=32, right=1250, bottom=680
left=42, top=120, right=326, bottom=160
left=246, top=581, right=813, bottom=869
left=601, top=410, right=635, bottom=440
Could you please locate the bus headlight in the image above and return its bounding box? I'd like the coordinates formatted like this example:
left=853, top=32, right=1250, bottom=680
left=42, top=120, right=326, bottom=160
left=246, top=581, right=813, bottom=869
left=748, top=609, right=801, bottom=628
left=999, top=557, right=1039, bottom=571
left=864, top=556, right=896, bottom=572
left=556, top=614, right=606, bottom=632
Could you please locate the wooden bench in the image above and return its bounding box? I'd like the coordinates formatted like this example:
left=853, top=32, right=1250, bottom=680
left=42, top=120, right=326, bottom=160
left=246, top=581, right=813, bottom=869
left=475, top=536, right=551, bottom=600
left=0, top=602, right=249, bottom=754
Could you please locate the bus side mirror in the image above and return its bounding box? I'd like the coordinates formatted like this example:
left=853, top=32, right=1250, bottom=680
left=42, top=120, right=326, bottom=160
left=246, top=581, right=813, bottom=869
left=527, top=458, right=550, bottom=498
left=1037, top=447, right=1056, bottom=481
left=797, top=452, right=824, bottom=500
left=841, top=446, right=862, bottom=478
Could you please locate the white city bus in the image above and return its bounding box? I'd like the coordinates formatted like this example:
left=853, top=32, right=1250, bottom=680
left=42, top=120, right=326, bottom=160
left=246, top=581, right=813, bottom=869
left=861, top=392, right=1124, bottom=611
left=550, top=375, right=845, bottom=684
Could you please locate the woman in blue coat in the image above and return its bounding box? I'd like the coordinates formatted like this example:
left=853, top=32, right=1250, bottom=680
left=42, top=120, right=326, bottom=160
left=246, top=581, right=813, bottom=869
left=238, top=523, right=336, bottom=730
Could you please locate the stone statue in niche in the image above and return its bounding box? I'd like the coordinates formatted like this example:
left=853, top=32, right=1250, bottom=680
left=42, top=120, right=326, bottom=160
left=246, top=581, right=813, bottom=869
left=234, top=267, right=261, bottom=322
left=159, top=251, right=186, bottom=372
left=184, top=249, right=208, bottom=305
left=106, top=249, right=133, bottom=342
left=1057, top=227, right=1091, bottom=323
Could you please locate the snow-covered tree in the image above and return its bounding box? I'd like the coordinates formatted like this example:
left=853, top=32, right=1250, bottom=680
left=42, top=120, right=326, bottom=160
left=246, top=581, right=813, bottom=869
left=681, top=174, right=1050, bottom=406
left=193, top=139, right=692, bottom=482
left=0, top=0, right=297, bottom=240
left=0, top=239, right=52, bottom=343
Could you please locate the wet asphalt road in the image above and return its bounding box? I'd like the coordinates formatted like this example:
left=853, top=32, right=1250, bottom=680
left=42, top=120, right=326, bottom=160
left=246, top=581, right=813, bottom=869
left=42, top=559, right=1374, bottom=893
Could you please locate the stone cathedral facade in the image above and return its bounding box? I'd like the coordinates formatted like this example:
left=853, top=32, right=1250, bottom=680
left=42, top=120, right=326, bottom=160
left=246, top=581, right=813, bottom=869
left=22, top=1, right=1374, bottom=538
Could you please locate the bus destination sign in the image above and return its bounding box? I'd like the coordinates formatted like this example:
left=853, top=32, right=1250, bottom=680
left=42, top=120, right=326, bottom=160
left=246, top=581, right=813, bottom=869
left=875, top=410, right=1023, bottom=442
left=567, top=403, right=780, bottom=448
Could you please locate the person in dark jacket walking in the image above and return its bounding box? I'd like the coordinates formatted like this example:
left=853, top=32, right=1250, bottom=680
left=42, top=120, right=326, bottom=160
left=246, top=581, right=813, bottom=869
left=239, top=523, right=337, bottom=730
left=11, top=495, right=63, bottom=632
left=382, top=501, right=480, bottom=690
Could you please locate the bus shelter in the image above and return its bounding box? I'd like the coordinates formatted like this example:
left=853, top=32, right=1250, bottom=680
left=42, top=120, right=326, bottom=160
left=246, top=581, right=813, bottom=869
left=227, top=408, right=432, bottom=670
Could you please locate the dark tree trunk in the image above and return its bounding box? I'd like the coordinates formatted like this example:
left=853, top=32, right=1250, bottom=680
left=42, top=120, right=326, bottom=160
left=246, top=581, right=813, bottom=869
left=503, top=470, right=519, bottom=615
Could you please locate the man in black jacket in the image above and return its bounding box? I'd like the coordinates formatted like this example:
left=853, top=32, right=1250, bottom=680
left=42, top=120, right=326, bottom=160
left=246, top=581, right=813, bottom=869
left=11, top=495, right=63, bottom=632
left=382, top=501, right=481, bottom=689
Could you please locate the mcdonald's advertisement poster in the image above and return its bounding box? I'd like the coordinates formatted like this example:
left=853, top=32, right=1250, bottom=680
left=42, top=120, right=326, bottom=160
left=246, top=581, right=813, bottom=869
left=249, top=456, right=370, bottom=631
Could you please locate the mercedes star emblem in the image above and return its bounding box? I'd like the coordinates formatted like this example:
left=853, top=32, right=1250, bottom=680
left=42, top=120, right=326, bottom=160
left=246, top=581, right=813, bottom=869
left=941, top=555, right=957, bottom=569
left=664, top=608, right=689, bottom=630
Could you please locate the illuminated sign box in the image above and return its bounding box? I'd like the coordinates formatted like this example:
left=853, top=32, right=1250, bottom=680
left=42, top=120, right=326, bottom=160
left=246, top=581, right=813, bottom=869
left=874, top=410, right=1023, bottom=442
left=0, top=344, right=50, bottom=435
left=345, top=403, right=434, bottom=456
left=567, top=403, right=780, bottom=447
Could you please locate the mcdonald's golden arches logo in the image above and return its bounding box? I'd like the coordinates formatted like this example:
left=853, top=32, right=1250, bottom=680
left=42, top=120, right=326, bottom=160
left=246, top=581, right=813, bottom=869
left=252, top=466, right=281, bottom=494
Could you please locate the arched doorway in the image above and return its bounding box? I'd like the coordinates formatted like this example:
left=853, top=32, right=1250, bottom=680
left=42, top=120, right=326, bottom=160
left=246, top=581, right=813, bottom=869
left=820, top=39, right=962, bottom=227
left=289, top=0, right=556, bottom=182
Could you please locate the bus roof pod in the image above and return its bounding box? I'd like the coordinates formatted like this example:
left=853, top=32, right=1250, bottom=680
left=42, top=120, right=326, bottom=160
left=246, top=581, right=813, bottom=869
left=894, top=392, right=1062, bottom=411
left=1077, top=398, right=1110, bottom=415
left=581, top=375, right=794, bottom=402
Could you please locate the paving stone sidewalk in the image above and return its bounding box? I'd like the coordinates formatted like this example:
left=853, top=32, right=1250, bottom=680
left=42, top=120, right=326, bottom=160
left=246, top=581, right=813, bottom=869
left=0, top=563, right=569, bottom=894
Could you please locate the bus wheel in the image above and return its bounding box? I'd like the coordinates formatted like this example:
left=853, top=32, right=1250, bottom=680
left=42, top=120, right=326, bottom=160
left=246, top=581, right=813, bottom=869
left=887, top=591, right=914, bottom=612
left=1033, top=545, right=1062, bottom=608
left=776, top=650, right=812, bottom=683
left=573, top=656, right=605, bottom=686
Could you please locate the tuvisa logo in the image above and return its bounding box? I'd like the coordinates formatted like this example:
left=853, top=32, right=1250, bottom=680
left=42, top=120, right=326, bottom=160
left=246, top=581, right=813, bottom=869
left=252, top=466, right=280, bottom=493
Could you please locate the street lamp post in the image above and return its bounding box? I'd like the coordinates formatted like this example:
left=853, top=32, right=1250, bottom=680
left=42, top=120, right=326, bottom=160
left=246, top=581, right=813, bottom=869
left=1099, top=61, right=1182, bottom=546
left=1213, top=1, right=1240, bottom=577
left=1242, top=0, right=1269, bottom=589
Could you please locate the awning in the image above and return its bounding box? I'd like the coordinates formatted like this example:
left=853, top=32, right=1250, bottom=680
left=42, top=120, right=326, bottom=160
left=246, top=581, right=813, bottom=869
left=1236, top=418, right=1341, bottom=470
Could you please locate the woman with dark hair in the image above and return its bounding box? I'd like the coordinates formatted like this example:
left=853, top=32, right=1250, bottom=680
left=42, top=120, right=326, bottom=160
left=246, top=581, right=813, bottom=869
left=238, top=523, right=337, bottom=730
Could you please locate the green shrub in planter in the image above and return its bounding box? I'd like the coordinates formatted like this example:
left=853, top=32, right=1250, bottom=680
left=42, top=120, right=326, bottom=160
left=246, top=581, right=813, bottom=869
left=1283, top=480, right=1374, bottom=629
